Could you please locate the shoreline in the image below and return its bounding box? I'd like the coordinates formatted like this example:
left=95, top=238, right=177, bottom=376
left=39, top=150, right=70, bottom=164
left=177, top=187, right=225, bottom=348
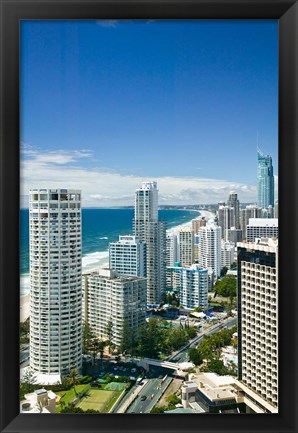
left=20, top=209, right=215, bottom=322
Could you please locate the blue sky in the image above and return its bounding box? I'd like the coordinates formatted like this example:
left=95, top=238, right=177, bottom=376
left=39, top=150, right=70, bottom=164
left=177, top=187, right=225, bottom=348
left=20, top=20, right=278, bottom=207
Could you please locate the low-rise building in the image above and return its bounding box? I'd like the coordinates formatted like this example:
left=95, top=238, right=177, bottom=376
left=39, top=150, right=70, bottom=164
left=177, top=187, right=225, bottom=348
left=20, top=388, right=57, bottom=414
left=181, top=372, right=277, bottom=414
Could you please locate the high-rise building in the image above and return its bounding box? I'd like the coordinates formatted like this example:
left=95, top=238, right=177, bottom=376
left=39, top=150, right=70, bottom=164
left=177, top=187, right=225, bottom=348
left=274, top=200, right=278, bottom=218
left=166, top=233, right=178, bottom=268
left=167, top=264, right=208, bottom=309
left=191, top=216, right=206, bottom=234
left=240, top=205, right=263, bottom=240
left=177, top=228, right=194, bottom=267
left=257, top=149, right=274, bottom=209
left=133, top=182, right=166, bottom=304
left=29, top=189, right=82, bottom=384
left=226, top=227, right=243, bottom=244
left=218, top=205, right=235, bottom=240
left=109, top=235, right=146, bottom=277
left=227, top=191, right=240, bottom=229
left=191, top=217, right=206, bottom=263
left=198, top=222, right=222, bottom=278
left=83, top=269, right=146, bottom=347
left=246, top=218, right=278, bottom=243
left=237, top=238, right=278, bottom=408
left=221, top=240, right=235, bottom=269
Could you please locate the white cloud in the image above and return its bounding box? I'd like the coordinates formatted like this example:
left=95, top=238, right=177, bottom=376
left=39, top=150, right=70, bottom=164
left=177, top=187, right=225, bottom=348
left=20, top=147, right=257, bottom=208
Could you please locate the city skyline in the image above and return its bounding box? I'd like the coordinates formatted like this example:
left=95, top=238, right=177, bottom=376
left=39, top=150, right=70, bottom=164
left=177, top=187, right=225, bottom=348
left=20, top=20, right=278, bottom=208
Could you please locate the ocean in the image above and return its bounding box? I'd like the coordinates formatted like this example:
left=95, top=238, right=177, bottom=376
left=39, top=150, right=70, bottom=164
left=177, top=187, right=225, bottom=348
left=20, top=208, right=200, bottom=296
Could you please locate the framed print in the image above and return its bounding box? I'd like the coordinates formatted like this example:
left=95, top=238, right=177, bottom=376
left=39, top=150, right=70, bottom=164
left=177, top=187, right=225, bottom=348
left=0, top=1, right=297, bottom=433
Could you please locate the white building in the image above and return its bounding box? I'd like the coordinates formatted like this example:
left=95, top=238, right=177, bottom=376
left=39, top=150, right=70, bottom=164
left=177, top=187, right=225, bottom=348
left=198, top=222, right=222, bottom=278
left=21, top=388, right=57, bottom=414
left=246, top=218, right=278, bottom=242
left=237, top=238, right=278, bottom=408
left=133, top=182, right=166, bottom=303
left=83, top=268, right=146, bottom=347
left=177, top=228, right=194, bottom=267
left=29, top=189, right=82, bottom=384
left=221, top=240, right=235, bottom=269
left=166, top=232, right=178, bottom=267
left=109, top=235, right=146, bottom=276
left=179, top=265, right=208, bottom=309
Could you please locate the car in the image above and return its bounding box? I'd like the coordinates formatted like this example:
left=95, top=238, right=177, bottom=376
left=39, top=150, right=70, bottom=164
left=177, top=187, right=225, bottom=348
left=140, top=395, right=147, bottom=401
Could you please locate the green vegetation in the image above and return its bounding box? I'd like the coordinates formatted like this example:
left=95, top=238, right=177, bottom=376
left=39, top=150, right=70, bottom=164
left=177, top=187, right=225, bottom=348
left=134, top=318, right=197, bottom=359
left=150, top=393, right=181, bottom=414
left=20, top=368, right=37, bottom=400
left=187, top=325, right=237, bottom=376
left=214, top=275, right=236, bottom=298
left=120, top=320, right=135, bottom=354
left=20, top=317, right=30, bottom=344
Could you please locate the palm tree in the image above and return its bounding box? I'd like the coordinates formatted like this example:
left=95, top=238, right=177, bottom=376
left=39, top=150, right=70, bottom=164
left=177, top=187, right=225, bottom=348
left=70, top=368, right=78, bottom=396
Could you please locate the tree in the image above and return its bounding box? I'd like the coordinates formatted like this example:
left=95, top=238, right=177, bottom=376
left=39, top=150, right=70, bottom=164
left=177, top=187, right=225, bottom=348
left=203, top=359, right=229, bottom=375
left=186, top=327, right=197, bottom=339
left=20, top=317, right=30, bottom=344
left=214, top=275, right=236, bottom=298
left=230, top=262, right=237, bottom=270
left=220, top=266, right=228, bottom=277
left=20, top=368, right=38, bottom=398
left=69, top=368, right=78, bottom=395
left=120, top=320, right=135, bottom=355
left=188, top=348, right=203, bottom=366
left=137, top=318, right=163, bottom=358
left=82, top=321, right=96, bottom=354
left=105, top=319, right=113, bottom=353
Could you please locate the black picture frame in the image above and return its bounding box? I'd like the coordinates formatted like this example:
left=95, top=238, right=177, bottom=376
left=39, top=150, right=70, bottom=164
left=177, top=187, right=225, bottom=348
left=0, top=1, right=297, bottom=432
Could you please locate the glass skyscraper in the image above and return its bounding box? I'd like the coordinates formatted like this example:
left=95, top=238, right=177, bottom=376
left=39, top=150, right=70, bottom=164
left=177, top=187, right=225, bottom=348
left=257, top=149, right=274, bottom=209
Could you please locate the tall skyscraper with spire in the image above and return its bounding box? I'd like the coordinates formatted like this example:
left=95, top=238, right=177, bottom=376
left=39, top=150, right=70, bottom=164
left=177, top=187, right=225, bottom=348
left=133, top=181, right=166, bottom=304
left=257, top=149, right=274, bottom=209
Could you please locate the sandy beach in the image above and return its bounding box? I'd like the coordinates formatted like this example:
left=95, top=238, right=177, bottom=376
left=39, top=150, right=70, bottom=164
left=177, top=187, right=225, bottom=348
left=20, top=209, right=215, bottom=323
left=20, top=293, right=30, bottom=323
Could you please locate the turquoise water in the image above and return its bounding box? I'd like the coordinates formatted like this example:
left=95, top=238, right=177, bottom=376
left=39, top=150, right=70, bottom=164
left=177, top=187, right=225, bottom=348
left=20, top=208, right=199, bottom=289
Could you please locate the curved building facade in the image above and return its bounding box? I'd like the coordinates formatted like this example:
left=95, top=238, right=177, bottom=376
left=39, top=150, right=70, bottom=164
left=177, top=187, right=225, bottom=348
left=29, top=189, right=82, bottom=384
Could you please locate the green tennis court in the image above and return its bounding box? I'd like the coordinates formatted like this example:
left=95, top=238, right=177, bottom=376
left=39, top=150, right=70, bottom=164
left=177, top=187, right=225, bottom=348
left=77, top=389, right=115, bottom=411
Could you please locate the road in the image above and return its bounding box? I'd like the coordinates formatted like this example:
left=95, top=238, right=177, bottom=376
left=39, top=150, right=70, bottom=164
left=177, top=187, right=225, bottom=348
left=168, top=316, right=237, bottom=363
left=126, top=374, right=172, bottom=414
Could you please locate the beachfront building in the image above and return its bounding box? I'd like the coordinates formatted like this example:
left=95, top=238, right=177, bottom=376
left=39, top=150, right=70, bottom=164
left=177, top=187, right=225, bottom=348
left=237, top=238, right=278, bottom=409
left=192, top=216, right=207, bottom=234
left=83, top=268, right=146, bottom=347
left=246, top=218, right=278, bottom=243
left=218, top=205, right=235, bottom=240
left=177, top=228, right=194, bottom=267
left=109, top=235, right=146, bottom=277
left=133, top=181, right=166, bottom=304
left=257, top=149, right=274, bottom=209
left=29, top=189, right=82, bottom=384
left=240, top=205, right=263, bottom=240
left=221, top=240, right=235, bottom=269
left=198, top=222, right=222, bottom=278
left=166, top=232, right=178, bottom=267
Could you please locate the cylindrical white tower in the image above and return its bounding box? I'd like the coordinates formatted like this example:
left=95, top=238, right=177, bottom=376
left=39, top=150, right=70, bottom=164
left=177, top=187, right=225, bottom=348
left=29, top=189, right=82, bottom=384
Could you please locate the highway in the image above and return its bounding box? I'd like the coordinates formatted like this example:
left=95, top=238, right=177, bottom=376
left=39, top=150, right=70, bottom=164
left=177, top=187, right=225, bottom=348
left=126, top=372, right=172, bottom=413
